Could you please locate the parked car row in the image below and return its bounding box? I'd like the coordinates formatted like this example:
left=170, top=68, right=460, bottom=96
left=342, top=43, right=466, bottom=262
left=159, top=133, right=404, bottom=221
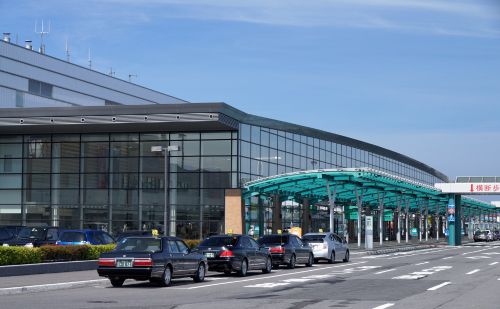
left=0, top=226, right=115, bottom=247
left=96, top=232, right=350, bottom=288
left=473, top=229, right=500, bottom=242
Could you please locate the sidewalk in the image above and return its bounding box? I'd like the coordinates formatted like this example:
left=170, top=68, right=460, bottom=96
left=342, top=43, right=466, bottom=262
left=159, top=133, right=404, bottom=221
left=348, top=237, right=474, bottom=255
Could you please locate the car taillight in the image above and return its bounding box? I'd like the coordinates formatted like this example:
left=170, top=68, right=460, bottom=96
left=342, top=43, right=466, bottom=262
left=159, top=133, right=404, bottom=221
left=219, top=250, right=234, bottom=257
left=133, top=258, right=153, bottom=267
left=98, top=258, right=116, bottom=267
left=270, top=246, right=285, bottom=254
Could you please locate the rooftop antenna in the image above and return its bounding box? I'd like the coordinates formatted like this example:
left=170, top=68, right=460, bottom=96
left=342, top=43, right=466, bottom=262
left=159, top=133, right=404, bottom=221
left=35, top=19, right=50, bottom=54
left=108, top=67, right=115, bottom=76
left=65, top=37, right=70, bottom=62
left=88, top=48, right=92, bottom=69
left=128, top=74, right=138, bottom=82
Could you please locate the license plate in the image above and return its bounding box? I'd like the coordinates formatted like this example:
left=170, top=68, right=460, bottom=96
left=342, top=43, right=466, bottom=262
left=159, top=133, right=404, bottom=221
left=204, top=252, right=215, bottom=258
left=116, top=260, right=133, bottom=267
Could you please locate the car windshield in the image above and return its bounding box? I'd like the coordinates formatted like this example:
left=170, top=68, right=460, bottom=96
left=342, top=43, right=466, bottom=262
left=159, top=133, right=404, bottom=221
left=18, top=227, right=46, bottom=239
left=302, top=234, right=326, bottom=242
left=60, top=232, right=86, bottom=242
left=199, top=236, right=239, bottom=247
left=257, top=235, right=288, bottom=245
left=115, top=238, right=162, bottom=252
left=475, top=231, right=488, bottom=236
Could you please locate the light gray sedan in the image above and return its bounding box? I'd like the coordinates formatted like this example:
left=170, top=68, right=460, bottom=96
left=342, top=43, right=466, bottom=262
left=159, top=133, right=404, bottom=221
left=302, top=232, right=349, bottom=263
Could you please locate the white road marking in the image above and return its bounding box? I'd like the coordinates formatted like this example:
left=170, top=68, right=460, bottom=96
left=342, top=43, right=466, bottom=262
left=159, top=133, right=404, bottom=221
left=483, top=252, right=500, bottom=255
left=375, top=269, right=396, bottom=274
left=442, top=256, right=453, bottom=260
left=466, top=256, right=490, bottom=260
left=0, top=279, right=108, bottom=293
left=466, top=269, right=480, bottom=275
left=282, top=278, right=314, bottom=283
left=372, top=303, right=395, bottom=309
left=427, top=282, right=451, bottom=291
left=415, top=261, right=429, bottom=266
left=393, top=274, right=426, bottom=280
left=245, top=282, right=290, bottom=288
left=173, top=261, right=367, bottom=290
left=489, top=262, right=499, bottom=266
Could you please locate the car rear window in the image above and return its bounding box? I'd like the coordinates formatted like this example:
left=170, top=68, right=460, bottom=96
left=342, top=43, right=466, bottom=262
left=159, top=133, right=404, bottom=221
left=199, top=236, right=239, bottom=247
left=115, top=238, right=161, bottom=252
left=302, top=235, right=325, bottom=242
left=257, top=235, right=289, bottom=245
left=0, top=228, right=12, bottom=240
left=18, top=227, right=46, bottom=239
left=60, top=232, right=86, bottom=242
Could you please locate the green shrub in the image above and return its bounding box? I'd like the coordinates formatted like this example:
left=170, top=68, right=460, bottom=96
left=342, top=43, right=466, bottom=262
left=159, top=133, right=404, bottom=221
left=84, top=244, right=116, bottom=260
left=39, top=245, right=89, bottom=261
left=184, top=239, right=202, bottom=249
left=0, top=247, right=42, bottom=266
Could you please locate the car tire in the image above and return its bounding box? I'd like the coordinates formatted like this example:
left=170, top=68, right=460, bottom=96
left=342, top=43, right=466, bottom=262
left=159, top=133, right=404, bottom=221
left=238, top=259, right=248, bottom=277
left=343, top=250, right=350, bottom=263
left=262, top=256, right=272, bottom=274
left=328, top=251, right=335, bottom=264
left=288, top=254, right=296, bottom=269
left=305, top=253, right=314, bottom=267
left=159, top=266, right=172, bottom=287
left=193, top=263, right=206, bottom=283
left=110, top=278, right=125, bottom=287
left=314, top=258, right=319, bottom=264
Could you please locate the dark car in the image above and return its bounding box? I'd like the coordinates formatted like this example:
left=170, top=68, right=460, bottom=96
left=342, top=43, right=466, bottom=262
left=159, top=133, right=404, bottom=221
left=0, top=226, right=25, bottom=238
left=0, top=227, right=16, bottom=246
left=56, top=230, right=115, bottom=245
left=493, top=230, right=500, bottom=241
left=115, top=230, right=155, bottom=242
left=194, top=234, right=272, bottom=276
left=4, top=226, right=61, bottom=247
left=258, top=234, right=314, bottom=269
left=97, top=236, right=207, bottom=287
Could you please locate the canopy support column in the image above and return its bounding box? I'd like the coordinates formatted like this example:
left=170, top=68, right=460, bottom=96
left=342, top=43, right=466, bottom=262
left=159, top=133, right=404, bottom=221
left=435, top=204, right=440, bottom=241
left=356, top=189, right=366, bottom=248
left=405, top=198, right=410, bottom=243
left=425, top=200, right=429, bottom=242
left=326, top=182, right=337, bottom=234
left=378, top=192, right=386, bottom=246
left=396, top=195, right=402, bottom=244
left=418, top=200, right=423, bottom=242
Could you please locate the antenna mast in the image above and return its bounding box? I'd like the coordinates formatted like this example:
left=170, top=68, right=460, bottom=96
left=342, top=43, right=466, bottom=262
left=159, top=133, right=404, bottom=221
left=128, top=74, right=138, bottom=82
left=65, top=37, right=70, bottom=62
left=88, top=48, right=92, bottom=69
left=35, top=20, right=50, bottom=54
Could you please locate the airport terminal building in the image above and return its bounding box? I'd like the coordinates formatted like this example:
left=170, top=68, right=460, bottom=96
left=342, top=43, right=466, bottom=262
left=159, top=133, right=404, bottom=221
left=0, top=38, right=460, bottom=240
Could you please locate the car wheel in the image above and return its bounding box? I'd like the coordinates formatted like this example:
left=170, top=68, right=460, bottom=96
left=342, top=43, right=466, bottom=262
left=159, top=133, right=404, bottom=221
left=159, top=266, right=172, bottom=287
left=305, top=253, right=314, bottom=267
left=110, top=278, right=125, bottom=287
left=288, top=254, right=296, bottom=269
left=328, top=251, right=335, bottom=264
left=343, top=250, right=350, bottom=263
left=262, top=256, right=272, bottom=274
left=238, top=259, right=248, bottom=277
left=314, top=258, right=319, bottom=264
left=193, top=263, right=206, bottom=282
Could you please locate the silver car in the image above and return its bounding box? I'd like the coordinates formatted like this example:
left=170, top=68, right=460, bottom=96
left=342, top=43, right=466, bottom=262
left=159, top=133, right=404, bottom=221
left=302, top=232, right=349, bottom=263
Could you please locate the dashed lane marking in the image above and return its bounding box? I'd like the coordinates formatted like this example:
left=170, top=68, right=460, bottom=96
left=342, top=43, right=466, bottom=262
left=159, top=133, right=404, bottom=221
left=415, top=261, right=429, bottom=266
left=393, top=266, right=452, bottom=280
left=246, top=282, right=290, bottom=288
left=466, top=269, right=480, bottom=275
left=171, top=261, right=367, bottom=290
left=442, top=257, right=453, bottom=260
left=372, top=303, right=395, bottom=309
left=375, top=269, right=396, bottom=275
left=489, top=262, right=499, bottom=266
left=427, top=282, right=451, bottom=291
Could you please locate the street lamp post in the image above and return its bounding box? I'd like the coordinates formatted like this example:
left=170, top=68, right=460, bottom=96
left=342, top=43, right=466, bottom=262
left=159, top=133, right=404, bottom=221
left=151, top=145, right=179, bottom=236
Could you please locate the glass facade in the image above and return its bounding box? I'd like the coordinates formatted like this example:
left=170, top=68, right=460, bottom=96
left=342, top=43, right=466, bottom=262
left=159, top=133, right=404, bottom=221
left=239, top=123, right=445, bottom=236
left=0, top=131, right=238, bottom=239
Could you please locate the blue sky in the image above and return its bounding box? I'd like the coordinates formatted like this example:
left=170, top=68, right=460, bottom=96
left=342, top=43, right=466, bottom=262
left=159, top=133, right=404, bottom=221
left=1, top=0, right=500, bottom=192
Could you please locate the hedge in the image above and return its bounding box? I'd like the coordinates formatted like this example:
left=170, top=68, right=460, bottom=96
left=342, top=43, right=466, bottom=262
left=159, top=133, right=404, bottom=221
left=0, top=244, right=116, bottom=266
left=0, top=241, right=203, bottom=266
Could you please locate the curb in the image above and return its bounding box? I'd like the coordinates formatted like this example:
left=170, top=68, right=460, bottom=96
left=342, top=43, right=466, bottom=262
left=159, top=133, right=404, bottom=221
left=0, top=260, right=97, bottom=277
left=365, top=244, right=437, bottom=255
left=0, top=279, right=108, bottom=296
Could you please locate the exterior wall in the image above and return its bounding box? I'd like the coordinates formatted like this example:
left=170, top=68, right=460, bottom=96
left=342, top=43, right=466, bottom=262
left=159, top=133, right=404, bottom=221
left=0, top=131, right=238, bottom=239
left=224, top=189, right=244, bottom=234
left=0, top=40, right=187, bottom=108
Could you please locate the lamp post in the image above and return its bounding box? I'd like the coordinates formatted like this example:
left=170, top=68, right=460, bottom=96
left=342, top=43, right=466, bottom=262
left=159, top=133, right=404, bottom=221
left=151, top=145, right=179, bottom=236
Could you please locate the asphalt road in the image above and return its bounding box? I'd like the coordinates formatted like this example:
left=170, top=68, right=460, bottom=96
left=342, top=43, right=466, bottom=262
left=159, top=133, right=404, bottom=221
left=1, top=243, right=500, bottom=309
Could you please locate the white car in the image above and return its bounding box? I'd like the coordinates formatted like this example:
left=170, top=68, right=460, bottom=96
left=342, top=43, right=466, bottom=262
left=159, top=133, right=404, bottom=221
left=302, top=232, right=349, bottom=263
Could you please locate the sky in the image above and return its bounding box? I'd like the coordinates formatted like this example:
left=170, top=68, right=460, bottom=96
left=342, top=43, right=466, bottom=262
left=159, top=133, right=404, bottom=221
left=1, top=0, right=500, bottom=200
